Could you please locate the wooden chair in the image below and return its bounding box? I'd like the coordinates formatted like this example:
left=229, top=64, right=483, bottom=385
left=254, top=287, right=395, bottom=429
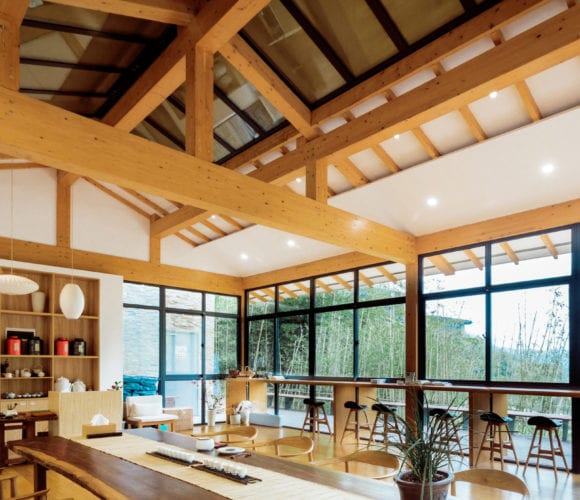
left=192, top=425, right=258, bottom=444
left=125, top=395, right=178, bottom=432
left=451, top=469, right=530, bottom=498
left=313, top=450, right=399, bottom=480
left=0, top=469, right=49, bottom=500
left=243, top=436, right=315, bottom=461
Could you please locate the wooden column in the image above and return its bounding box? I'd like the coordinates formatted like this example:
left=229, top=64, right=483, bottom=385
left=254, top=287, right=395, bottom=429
left=405, top=261, right=419, bottom=430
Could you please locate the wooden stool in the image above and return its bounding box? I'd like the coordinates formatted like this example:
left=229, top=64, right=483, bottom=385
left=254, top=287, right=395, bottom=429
left=429, top=408, right=464, bottom=457
left=368, top=403, right=404, bottom=446
left=475, top=412, right=518, bottom=470
left=524, top=416, right=569, bottom=474
left=341, top=401, right=371, bottom=443
left=300, top=399, right=332, bottom=437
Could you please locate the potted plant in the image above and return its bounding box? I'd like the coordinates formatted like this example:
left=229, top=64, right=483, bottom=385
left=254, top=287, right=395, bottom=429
left=206, top=393, right=224, bottom=426
left=388, top=395, right=463, bottom=500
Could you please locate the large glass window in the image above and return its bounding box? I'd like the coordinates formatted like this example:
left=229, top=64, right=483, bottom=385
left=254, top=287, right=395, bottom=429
left=280, top=315, right=309, bottom=376
left=123, top=282, right=239, bottom=424
left=425, top=295, right=486, bottom=381
left=491, top=286, right=569, bottom=383
left=247, top=319, right=275, bottom=373
left=421, top=227, right=573, bottom=384
left=315, top=310, right=354, bottom=377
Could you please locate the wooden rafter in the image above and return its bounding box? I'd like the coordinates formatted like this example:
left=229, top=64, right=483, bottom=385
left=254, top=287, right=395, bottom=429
left=540, top=234, right=558, bottom=259
left=56, top=172, right=71, bottom=248
left=515, top=80, right=542, bottom=121
left=218, top=215, right=244, bottom=231
left=0, top=1, right=28, bottom=90
left=412, top=127, right=440, bottom=159
left=427, top=254, right=455, bottom=276
left=315, top=279, right=333, bottom=293
left=330, top=156, right=369, bottom=188
left=332, top=275, right=352, bottom=290
left=279, top=285, right=297, bottom=299
left=372, top=145, right=400, bottom=174
left=84, top=178, right=150, bottom=219
left=261, top=288, right=275, bottom=299
left=359, top=272, right=374, bottom=287
left=499, top=242, right=520, bottom=264
left=376, top=266, right=398, bottom=284
left=200, top=219, right=227, bottom=237
left=293, top=282, right=310, bottom=294
left=463, top=249, right=483, bottom=270
left=251, top=7, right=580, bottom=184
left=459, top=106, right=487, bottom=142
left=250, top=291, right=267, bottom=303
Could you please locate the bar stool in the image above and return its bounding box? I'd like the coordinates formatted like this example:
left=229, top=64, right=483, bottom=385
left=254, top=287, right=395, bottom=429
left=341, top=400, right=371, bottom=443
left=475, top=412, right=518, bottom=470
left=368, top=403, right=404, bottom=446
left=300, top=398, right=332, bottom=437
left=524, top=416, right=569, bottom=474
left=429, top=408, right=464, bottom=457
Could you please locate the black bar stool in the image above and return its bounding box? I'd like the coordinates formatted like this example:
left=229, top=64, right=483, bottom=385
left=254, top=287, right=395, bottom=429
left=368, top=403, right=404, bottom=446
left=300, top=398, right=332, bottom=437
left=475, top=412, right=518, bottom=470
left=524, top=416, right=569, bottom=474
left=429, top=408, right=464, bottom=457
left=341, top=400, right=371, bottom=443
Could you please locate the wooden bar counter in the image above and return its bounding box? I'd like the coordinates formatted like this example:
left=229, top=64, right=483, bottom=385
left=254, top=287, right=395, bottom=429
left=227, top=378, right=580, bottom=466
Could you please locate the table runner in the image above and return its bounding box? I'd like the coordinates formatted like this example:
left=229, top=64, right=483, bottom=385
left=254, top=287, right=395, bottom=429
left=76, top=434, right=373, bottom=499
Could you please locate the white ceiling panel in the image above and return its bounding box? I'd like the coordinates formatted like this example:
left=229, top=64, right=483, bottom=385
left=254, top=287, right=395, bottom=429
left=419, top=111, right=477, bottom=155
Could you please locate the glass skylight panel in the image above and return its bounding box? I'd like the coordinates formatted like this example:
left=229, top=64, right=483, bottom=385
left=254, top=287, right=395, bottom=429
left=243, top=0, right=345, bottom=103
left=380, top=0, right=464, bottom=44
left=293, top=0, right=398, bottom=76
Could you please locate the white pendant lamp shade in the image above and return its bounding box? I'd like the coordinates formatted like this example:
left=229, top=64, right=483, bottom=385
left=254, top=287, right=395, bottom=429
left=59, top=283, right=85, bottom=319
left=0, top=274, right=39, bottom=295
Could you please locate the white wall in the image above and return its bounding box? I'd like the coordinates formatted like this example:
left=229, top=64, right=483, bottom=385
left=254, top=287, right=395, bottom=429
left=0, top=259, right=123, bottom=391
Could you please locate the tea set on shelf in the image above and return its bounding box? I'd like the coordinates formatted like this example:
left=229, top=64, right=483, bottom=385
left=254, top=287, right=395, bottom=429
left=55, top=376, right=86, bottom=393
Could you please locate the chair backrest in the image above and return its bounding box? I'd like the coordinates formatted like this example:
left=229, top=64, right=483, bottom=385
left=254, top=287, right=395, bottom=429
left=343, top=450, right=399, bottom=479
left=125, top=395, right=163, bottom=418
left=273, top=436, right=314, bottom=460
left=193, top=425, right=258, bottom=443
left=451, top=469, right=530, bottom=498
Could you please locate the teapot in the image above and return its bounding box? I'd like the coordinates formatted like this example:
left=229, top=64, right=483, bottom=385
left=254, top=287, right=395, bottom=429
left=55, top=376, right=71, bottom=392
left=71, top=380, right=86, bottom=392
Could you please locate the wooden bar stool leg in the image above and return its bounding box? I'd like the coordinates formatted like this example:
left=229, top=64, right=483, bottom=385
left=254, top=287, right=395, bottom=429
left=554, top=428, right=570, bottom=473
left=524, top=427, right=539, bottom=473
left=475, top=422, right=491, bottom=466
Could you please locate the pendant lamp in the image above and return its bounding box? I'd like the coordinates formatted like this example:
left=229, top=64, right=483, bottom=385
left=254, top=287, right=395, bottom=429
left=59, top=225, right=84, bottom=319
left=0, top=170, right=39, bottom=295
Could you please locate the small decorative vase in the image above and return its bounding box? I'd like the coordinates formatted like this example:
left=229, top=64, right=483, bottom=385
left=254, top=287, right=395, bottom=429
left=229, top=413, right=241, bottom=425
left=207, top=408, right=216, bottom=426
left=241, top=409, right=250, bottom=425
left=31, top=291, right=46, bottom=313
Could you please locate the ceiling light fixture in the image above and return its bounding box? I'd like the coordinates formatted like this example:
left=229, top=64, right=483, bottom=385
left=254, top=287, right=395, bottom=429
left=394, top=134, right=400, bottom=140
left=240, top=253, right=249, bottom=261
left=0, top=170, right=39, bottom=295
left=426, top=196, right=439, bottom=207
left=541, top=163, right=555, bottom=175
left=287, top=240, right=296, bottom=248
left=489, top=90, right=498, bottom=99
left=295, top=178, right=302, bottom=183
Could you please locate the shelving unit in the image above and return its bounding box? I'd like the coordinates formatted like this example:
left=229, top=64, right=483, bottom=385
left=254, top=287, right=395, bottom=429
left=0, top=267, right=100, bottom=403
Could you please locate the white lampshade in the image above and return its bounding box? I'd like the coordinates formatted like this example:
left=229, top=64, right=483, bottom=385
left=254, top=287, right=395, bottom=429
left=59, top=283, right=85, bottom=319
left=0, top=274, right=39, bottom=295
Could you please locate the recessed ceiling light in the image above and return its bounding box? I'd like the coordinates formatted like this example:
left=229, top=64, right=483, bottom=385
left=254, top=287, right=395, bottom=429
left=541, top=163, right=555, bottom=175
left=426, top=197, right=439, bottom=207
left=210, top=215, right=216, bottom=219
left=489, top=90, right=498, bottom=99
left=394, top=134, right=400, bottom=140
left=295, top=178, right=302, bottom=183
left=240, top=253, right=249, bottom=260
left=287, top=240, right=296, bottom=248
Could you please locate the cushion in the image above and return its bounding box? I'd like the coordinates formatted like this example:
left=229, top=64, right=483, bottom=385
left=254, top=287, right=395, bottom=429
left=132, top=402, right=163, bottom=417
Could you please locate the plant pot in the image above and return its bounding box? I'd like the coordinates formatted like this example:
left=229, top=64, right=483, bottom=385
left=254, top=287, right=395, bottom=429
left=229, top=414, right=241, bottom=425
left=395, top=471, right=453, bottom=500
left=207, top=408, right=216, bottom=426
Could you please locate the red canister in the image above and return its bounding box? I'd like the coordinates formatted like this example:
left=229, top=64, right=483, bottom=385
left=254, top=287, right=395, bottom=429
left=6, top=336, right=21, bottom=355
left=55, top=337, right=69, bottom=356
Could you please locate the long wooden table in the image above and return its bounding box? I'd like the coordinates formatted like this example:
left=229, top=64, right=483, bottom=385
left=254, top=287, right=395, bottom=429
left=8, top=429, right=394, bottom=499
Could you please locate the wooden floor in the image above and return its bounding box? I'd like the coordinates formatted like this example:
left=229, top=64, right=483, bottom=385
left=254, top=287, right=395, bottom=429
left=3, top=424, right=580, bottom=499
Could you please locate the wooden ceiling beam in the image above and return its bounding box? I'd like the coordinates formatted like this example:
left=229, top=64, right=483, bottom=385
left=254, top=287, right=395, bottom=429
left=0, top=88, right=416, bottom=263
left=0, top=237, right=242, bottom=295
left=315, top=279, right=333, bottom=293
left=372, top=145, right=400, bottom=174
left=499, top=242, right=520, bottom=264
left=256, top=7, right=580, bottom=183
left=220, top=35, right=315, bottom=138
left=305, top=158, right=328, bottom=203
left=376, top=266, right=398, bottom=284
left=332, top=274, right=352, bottom=290
left=0, top=1, right=28, bottom=90
left=56, top=172, right=71, bottom=248
left=102, top=0, right=266, bottom=132
left=330, top=156, right=369, bottom=188
left=312, top=0, right=550, bottom=123
left=463, top=249, right=484, bottom=270
left=359, top=272, right=374, bottom=287
left=540, top=234, right=558, bottom=259
left=45, top=0, right=197, bottom=25
left=427, top=254, right=455, bottom=276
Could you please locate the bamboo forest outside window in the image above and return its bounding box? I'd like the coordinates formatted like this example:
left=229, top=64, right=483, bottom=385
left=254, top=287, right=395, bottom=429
left=246, top=262, right=406, bottom=383
left=123, top=282, right=240, bottom=423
